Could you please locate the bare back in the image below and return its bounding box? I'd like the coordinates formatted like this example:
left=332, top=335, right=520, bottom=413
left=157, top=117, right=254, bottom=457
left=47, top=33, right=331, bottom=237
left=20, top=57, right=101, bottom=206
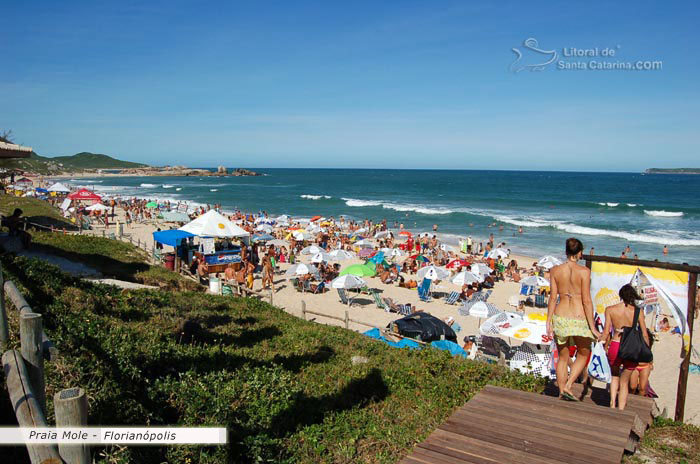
left=550, top=261, right=591, bottom=319
left=604, top=302, right=649, bottom=346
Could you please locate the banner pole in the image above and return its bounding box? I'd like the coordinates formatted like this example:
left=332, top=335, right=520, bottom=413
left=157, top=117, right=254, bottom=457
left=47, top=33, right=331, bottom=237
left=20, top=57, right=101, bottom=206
left=675, top=272, right=697, bottom=422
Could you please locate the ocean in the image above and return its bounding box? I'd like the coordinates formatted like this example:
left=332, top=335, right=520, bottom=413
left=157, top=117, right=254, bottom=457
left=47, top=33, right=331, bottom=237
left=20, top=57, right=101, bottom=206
left=65, top=169, right=700, bottom=265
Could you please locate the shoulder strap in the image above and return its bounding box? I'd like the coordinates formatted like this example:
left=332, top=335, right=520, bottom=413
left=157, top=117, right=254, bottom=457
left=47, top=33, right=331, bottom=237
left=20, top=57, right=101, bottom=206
left=632, top=304, right=641, bottom=331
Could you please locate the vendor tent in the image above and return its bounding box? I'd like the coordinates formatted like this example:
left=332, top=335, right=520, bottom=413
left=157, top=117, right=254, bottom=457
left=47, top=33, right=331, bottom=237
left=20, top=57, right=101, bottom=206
left=67, top=188, right=101, bottom=201
left=180, top=210, right=250, bottom=238
left=153, top=229, right=195, bottom=247
left=85, top=203, right=109, bottom=211
left=47, top=182, right=71, bottom=193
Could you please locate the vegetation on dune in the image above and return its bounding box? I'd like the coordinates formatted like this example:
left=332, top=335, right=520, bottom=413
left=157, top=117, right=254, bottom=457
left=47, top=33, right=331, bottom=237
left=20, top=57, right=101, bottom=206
left=0, top=195, right=76, bottom=230
left=0, top=249, right=545, bottom=463
left=625, top=417, right=700, bottom=464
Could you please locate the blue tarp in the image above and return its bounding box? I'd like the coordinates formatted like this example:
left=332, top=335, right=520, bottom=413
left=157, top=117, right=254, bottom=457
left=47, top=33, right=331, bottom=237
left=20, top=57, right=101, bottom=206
left=153, top=229, right=195, bottom=247
left=363, top=328, right=468, bottom=358
left=430, top=340, right=468, bottom=358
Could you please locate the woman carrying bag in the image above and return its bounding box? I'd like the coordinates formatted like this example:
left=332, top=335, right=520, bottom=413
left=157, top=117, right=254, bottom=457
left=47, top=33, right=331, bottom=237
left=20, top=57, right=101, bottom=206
left=602, top=284, right=651, bottom=410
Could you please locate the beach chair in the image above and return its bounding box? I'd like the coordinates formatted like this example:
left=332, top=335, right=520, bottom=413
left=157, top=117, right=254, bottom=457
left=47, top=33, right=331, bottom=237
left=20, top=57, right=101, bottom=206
left=535, top=294, right=548, bottom=308
left=520, top=284, right=534, bottom=296
left=371, top=289, right=390, bottom=311
left=153, top=248, right=163, bottom=263
left=444, top=291, right=460, bottom=305
left=337, top=288, right=352, bottom=306
left=417, top=278, right=432, bottom=302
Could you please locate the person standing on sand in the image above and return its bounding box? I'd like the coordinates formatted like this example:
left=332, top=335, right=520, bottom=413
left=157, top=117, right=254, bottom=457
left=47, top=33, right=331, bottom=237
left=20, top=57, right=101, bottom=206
left=602, top=285, right=650, bottom=410
left=547, top=237, right=601, bottom=401
left=663, top=245, right=668, bottom=256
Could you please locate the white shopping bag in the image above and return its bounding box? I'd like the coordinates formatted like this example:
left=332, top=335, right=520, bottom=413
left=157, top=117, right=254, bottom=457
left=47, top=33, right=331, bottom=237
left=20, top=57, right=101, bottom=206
left=587, top=342, right=611, bottom=383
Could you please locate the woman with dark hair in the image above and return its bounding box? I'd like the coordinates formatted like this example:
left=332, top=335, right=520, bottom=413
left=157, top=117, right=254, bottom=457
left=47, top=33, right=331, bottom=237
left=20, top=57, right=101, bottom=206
left=547, top=237, right=601, bottom=401
left=602, top=284, right=651, bottom=409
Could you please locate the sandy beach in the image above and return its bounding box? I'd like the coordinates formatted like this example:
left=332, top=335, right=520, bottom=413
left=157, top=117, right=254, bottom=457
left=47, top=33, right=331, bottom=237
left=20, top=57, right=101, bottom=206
left=76, top=205, right=700, bottom=426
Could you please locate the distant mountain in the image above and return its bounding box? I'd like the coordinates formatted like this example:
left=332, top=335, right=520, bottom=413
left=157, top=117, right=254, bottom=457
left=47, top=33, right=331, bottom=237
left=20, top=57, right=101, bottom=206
left=0, top=151, right=148, bottom=174
left=645, top=168, right=700, bottom=175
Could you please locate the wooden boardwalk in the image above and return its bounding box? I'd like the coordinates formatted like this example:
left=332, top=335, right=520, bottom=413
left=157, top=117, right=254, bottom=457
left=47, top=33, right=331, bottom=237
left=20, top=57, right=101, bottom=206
left=400, top=384, right=656, bottom=464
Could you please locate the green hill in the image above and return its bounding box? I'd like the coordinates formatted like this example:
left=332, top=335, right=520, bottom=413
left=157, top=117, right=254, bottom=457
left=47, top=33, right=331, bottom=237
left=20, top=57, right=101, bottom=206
left=0, top=151, right=147, bottom=175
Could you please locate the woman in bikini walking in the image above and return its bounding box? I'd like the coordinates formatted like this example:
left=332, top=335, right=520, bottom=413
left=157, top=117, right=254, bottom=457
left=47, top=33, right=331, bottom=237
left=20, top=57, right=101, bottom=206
left=547, top=238, right=601, bottom=401
left=602, top=284, right=651, bottom=410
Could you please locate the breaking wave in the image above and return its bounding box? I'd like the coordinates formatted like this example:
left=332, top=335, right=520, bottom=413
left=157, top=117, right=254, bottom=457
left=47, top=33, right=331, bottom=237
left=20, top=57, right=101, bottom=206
left=300, top=194, right=332, bottom=200
left=644, top=210, right=684, bottom=217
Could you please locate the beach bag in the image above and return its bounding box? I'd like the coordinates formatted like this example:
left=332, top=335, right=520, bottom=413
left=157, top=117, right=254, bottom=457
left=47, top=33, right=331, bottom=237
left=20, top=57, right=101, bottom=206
left=619, top=305, right=653, bottom=363
left=587, top=342, right=612, bottom=383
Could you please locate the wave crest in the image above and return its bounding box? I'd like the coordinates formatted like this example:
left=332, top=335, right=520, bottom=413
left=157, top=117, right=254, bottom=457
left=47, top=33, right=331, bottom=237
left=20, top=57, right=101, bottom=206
left=644, top=210, right=683, bottom=217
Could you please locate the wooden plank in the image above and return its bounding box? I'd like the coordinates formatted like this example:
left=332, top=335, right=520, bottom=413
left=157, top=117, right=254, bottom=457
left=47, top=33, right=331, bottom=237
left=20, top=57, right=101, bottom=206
left=410, top=446, right=478, bottom=464
left=583, top=254, right=700, bottom=273
left=439, top=419, right=619, bottom=464
left=425, top=428, right=568, bottom=464
left=450, top=404, right=627, bottom=450
left=676, top=271, right=697, bottom=422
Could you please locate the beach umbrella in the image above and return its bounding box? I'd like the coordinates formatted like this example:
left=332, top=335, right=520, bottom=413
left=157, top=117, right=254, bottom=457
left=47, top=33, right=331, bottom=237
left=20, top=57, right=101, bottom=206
left=497, top=318, right=550, bottom=345
left=252, top=233, right=275, bottom=243
left=479, top=311, right=523, bottom=337
left=311, top=251, right=331, bottom=263
left=368, top=251, right=385, bottom=264
left=357, top=248, right=374, bottom=258
left=416, top=265, right=450, bottom=281
left=374, top=230, right=393, bottom=239
left=180, top=210, right=250, bottom=238
left=537, top=255, right=563, bottom=270
left=451, top=271, right=481, bottom=286
left=255, top=224, right=273, bottom=233
left=446, top=259, right=470, bottom=270
left=267, top=239, right=289, bottom=247
left=24, top=190, right=36, bottom=197
left=521, top=275, right=550, bottom=287
left=354, top=239, right=375, bottom=248
left=85, top=203, right=109, bottom=211
left=487, top=248, right=509, bottom=259
left=47, top=182, right=70, bottom=193
left=467, top=301, right=501, bottom=319
left=145, top=201, right=158, bottom=209
left=339, top=263, right=376, bottom=277
left=331, top=274, right=366, bottom=289
left=329, top=249, right=354, bottom=260
left=301, top=245, right=324, bottom=255
left=285, top=263, right=319, bottom=278
left=470, top=263, right=492, bottom=276
left=275, top=214, right=289, bottom=222
left=399, top=231, right=412, bottom=237
left=409, top=254, right=430, bottom=263
left=35, top=187, right=49, bottom=194
left=293, top=231, right=313, bottom=241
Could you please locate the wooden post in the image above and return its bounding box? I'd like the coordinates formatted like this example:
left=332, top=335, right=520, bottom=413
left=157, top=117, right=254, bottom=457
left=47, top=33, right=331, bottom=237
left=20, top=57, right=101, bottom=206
left=675, top=272, right=698, bottom=422
left=269, top=289, right=273, bottom=305
left=301, top=300, right=306, bottom=320
left=101, top=230, right=105, bottom=237
left=2, top=350, right=62, bottom=464
left=23, top=217, right=28, bottom=231
left=344, top=310, right=349, bottom=329
left=0, top=261, right=8, bottom=351
left=5, top=281, right=58, bottom=360
left=129, top=236, right=133, bottom=244
left=21, top=312, right=46, bottom=414
left=55, top=387, right=91, bottom=464
left=137, top=238, right=141, bottom=248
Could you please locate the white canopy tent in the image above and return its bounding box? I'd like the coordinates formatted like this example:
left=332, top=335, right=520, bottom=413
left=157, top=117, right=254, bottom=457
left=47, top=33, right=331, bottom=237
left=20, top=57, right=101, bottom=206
left=47, top=182, right=71, bottom=193
left=180, top=210, right=250, bottom=239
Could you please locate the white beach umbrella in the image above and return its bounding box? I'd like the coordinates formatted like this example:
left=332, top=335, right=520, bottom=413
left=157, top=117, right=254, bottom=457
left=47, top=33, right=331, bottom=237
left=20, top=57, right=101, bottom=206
left=487, top=248, right=509, bottom=259
left=47, top=182, right=71, bottom=193
left=520, top=275, right=550, bottom=287
left=470, top=263, right=492, bottom=276
left=293, top=231, right=313, bottom=241
left=416, top=265, right=450, bottom=281
left=180, top=210, right=250, bottom=238
left=85, top=203, right=109, bottom=211
left=467, top=301, right=502, bottom=319
left=284, top=263, right=319, bottom=279
left=311, top=251, right=331, bottom=263
left=537, top=255, right=563, bottom=270
left=267, top=239, right=289, bottom=247
left=301, top=245, right=324, bottom=255
left=331, top=274, right=366, bottom=289
left=498, top=319, right=549, bottom=345
left=451, top=271, right=482, bottom=286
left=255, top=224, right=273, bottom=233
left=275, top=214, right=289, bottom=222
left=374, top=230, right=393, bottom=239
left=479, top=311, right=523, bottom=337
left=329, top=249, right=354, bottom=260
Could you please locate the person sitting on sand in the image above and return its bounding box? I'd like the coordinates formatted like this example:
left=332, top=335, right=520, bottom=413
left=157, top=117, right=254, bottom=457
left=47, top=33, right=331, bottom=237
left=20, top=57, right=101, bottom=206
left=224, top=263, right=236, bottom=282
left=547, top=237, right=601, bottom=402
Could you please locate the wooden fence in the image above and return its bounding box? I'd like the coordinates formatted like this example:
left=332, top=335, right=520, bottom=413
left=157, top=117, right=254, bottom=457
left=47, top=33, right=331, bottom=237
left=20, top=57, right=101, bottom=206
left=0, top=261, right=90, bottom=464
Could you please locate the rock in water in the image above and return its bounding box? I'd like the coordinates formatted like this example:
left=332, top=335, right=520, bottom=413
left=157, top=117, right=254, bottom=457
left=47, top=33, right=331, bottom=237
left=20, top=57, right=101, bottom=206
left=217, top=165, right=227, bottom=175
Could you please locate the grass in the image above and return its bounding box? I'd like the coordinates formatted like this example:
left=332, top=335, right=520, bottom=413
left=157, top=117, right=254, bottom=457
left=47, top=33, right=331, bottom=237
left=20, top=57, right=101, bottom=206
left=625, top=417, right=700, bottom=464
left=30, top=231, right=200, bottom=291
left=0, top=248, right=545, bottom=463
left=0, top=194, right=75, bottom=229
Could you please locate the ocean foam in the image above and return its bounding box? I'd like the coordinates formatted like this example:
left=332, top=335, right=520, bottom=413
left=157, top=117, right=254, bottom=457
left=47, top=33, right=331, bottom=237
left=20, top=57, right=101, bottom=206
left=175, top=187, right=182, bottom=191
left=210, top=189, right=218, bottom=192
left=140, top=183, right=159, bottom=188
left=342, top=198, right=454, bottom=215
left=644, top=210, right=684, bottom=217
left=300, top=194, right=332, bottom=200
left=342, top=198, right=383, bottom=207
left=162, top=184, right=175, bottom=189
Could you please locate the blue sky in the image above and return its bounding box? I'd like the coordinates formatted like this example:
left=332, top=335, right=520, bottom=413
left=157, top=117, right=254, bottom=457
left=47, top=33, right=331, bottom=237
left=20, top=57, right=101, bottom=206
left=2, top=1, right=699, bottom=170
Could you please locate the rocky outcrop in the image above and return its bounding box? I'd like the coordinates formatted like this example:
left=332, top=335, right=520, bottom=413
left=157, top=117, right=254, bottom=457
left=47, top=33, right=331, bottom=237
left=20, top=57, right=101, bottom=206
left=231, top=168, right=262, bottom=176
left=217, top=166, right=227, bottom=175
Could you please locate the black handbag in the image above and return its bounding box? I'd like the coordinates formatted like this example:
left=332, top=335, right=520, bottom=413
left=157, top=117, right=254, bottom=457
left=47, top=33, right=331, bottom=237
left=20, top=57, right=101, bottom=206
left=618, top=305, right=653, bottom=363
